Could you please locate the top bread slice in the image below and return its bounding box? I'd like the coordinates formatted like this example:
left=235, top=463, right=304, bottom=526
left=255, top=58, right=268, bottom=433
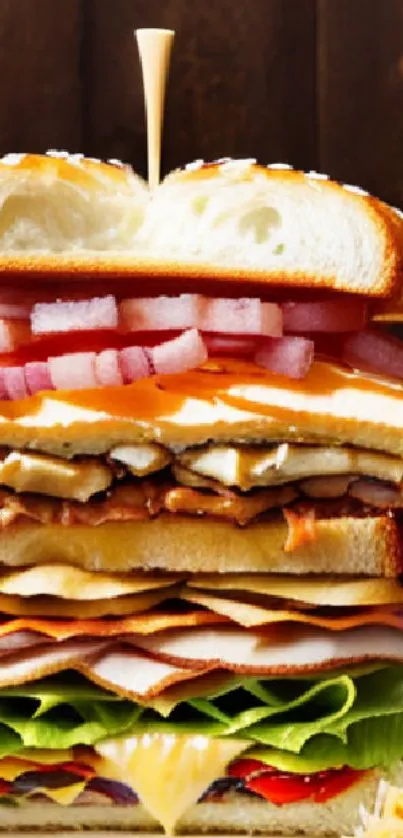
left=0, top=152, right=401, bottom=303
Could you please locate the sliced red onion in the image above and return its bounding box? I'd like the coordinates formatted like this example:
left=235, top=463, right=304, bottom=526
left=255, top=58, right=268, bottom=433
left=200, top=298, right=282, bottom=337
left=24, top=361, right=54, bottom=395
left=31, top=295, right=118, bottom=335
left=283, top=300, right=367, bottom=333
left=205, top=334, right=259, bottom=357
left=119, top=346, right=150, bottom=383
left=95, top=349, right=123, bottom=386
left=342, top=329, right=403, bottom=380
left=120, top=294, right=202, bottom=332
left=49, top=352, right=99, bottom=390
left=255, top=336, right=314, bottom=379
left=149, top=328, right=208, bottom=374
left=3, top=366, right=28, bottom=399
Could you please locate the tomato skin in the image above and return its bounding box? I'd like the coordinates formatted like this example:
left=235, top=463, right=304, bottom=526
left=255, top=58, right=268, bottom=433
left=227, top=759, right=268, bottom=779
left=228, top=760, right=368, bottom=805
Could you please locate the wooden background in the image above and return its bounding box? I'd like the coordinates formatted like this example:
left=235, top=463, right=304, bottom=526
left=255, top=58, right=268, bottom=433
left=0, top=0, right=402, bottom=205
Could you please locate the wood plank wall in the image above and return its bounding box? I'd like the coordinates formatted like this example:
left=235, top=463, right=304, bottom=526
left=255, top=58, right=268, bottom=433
left=0, top=0, right=402, bottom=205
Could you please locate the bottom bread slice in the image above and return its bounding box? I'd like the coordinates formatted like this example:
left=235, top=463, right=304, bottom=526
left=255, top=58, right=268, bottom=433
left=1, top=766, right=402, bottom=835
left=0, top=514, right=399, bottom=575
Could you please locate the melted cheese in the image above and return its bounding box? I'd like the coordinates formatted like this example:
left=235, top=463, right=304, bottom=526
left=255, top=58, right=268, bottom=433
left=110, top=443, right=172, bottom=475
left=136, top=29, right=174, bottom=189
left=178, top=443, right=403, bottom=489
left=95, top=734, right=248, bottom=834
left=29, top=781, right=86, bottom=805
left=0, top=451, right=112, bottom=501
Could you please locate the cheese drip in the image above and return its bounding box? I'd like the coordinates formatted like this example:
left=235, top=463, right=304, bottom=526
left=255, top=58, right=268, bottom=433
left=95, top=733, right=249, bottom=834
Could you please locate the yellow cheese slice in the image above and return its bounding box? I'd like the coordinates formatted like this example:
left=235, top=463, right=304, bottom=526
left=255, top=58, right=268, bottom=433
left=27, top=782, right=86, bottom=805
left=95, top=733, right=249, bottom=834
left=0, top=564, right=181, bottom=600
left=189, top=574, right=403, bottom=607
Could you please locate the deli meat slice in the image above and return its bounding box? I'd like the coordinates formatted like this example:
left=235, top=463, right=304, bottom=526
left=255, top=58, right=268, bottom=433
left=87, top=646, right=208, bottom=699
left=134, top=625, right=403, bottom=673
left=0, top=639, right=109, bottom=688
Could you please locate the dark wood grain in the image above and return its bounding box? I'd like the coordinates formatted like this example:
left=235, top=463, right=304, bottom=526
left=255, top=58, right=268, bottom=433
left=82, top=0, right=317, bottom=177
left=318, top=0, right=403, bottom=206
left=0, top=0, right=81, bottom=154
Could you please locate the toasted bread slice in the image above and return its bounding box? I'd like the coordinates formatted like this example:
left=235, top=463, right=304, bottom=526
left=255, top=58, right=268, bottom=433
left=0, top=361, right=401, bottom=458
left=0, top=765, right=399, bottom=835
left=0, top=153, right=401, bottom=302
left=0, top=515, right=398, bottom=576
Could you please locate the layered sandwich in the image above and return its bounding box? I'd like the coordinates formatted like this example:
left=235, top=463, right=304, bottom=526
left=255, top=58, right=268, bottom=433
left=0, top=152, right=400, bottom=834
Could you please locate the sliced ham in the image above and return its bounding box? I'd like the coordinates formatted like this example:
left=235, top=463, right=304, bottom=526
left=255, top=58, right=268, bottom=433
left=283, top=300, right=367, bottom=333
left=95, top=349, right=123, bottom=387
left=254, top=336, right=314, bottom=379
left=2, top=367, right=28, bottom=400
left=31, top=296, right=118, bottom=335
left=149, top=329, right=208, bottom=375
left=49, top=352, right=98, bottom=390
left=120, top=295, right=202, bottom=332
left=342, top=329, right=403, bottom=380
left=119, top=346, right=150, bottom=383
left=200, top=298, right=282, bottom=337
left=24, top=361, right=54, bottom=395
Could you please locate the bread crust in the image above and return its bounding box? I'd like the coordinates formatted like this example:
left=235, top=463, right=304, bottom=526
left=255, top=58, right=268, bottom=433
left=0, top=514, right=398, bottom=576
left=0, top=155, right=400, bottom=299
left=0, top=767, right=391, bottom=836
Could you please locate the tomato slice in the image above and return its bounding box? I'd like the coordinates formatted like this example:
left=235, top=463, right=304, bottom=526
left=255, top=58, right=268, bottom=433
left=228, top=759, right=367, bottom=805
left=227, top=758, right=269, bottom=779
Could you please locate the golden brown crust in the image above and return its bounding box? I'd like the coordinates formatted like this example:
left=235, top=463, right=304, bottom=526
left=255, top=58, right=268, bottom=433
left=0, top=514, right=397, bottom=576
left=0, top=156, right=400, bottom=299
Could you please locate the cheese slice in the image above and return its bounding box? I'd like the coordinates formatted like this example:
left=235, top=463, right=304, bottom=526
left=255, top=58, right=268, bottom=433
left=188, top=574, right=403, bottom=606
left=0, top=564, right=182, bottom=600
left=0, top=588, right=176, bottom=618
left=27, top=781, right=86, bottom=805
left=95, top=733, right=248, bottom=834
left=183, top=589, right=403, bottom=630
